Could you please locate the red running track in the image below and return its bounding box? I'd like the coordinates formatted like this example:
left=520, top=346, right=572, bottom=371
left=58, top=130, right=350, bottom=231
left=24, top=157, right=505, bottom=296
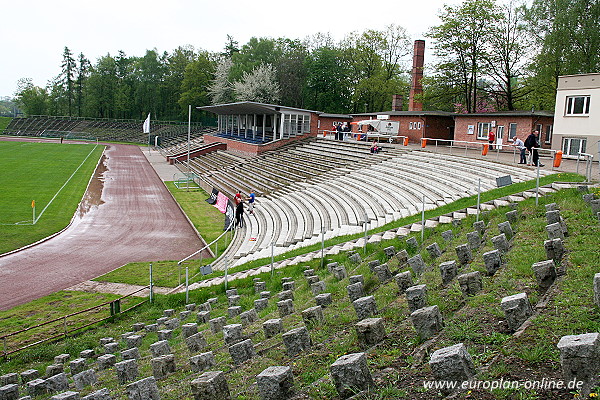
left=0, top=141, right=208, bottom=310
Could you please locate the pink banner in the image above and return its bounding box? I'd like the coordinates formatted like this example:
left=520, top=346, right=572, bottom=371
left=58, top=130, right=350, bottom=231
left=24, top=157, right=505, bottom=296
left=215, top=192, right=228, bottom=214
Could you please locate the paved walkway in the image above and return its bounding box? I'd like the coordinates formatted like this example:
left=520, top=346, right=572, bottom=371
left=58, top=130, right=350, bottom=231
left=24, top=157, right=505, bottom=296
left=0, top=141, right=209, bottom=310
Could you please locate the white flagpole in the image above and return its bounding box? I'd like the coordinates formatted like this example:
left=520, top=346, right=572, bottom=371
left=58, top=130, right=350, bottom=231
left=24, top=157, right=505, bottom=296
left=187, top=105, right=191, bottom=192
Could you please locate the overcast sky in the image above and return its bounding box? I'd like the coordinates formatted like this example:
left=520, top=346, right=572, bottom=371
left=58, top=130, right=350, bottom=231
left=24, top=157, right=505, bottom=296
left=0, top=0, right=463, bottom=98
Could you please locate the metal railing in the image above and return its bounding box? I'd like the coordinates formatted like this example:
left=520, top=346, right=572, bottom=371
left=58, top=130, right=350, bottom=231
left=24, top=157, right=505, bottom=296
left=1, top=287, right=148, bottom=358
left=576, top=152, right=595, bottom=182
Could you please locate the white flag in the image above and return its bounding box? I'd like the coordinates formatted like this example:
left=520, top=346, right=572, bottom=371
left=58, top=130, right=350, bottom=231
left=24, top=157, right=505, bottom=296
left=143, top=113, right=151, bottom=133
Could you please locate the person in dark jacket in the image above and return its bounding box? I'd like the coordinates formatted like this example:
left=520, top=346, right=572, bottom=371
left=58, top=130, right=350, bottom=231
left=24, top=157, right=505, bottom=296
left=524, top=131, right=544, bottom=167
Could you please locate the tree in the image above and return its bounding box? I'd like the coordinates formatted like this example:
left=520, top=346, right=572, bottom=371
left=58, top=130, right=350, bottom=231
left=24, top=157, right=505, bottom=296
left=208, top=58, right=235, bottom=104
left=275, top=39, right=308, bottom=108
left=223, top=35, right=240, bottom=57
left=179, top=51, right=216, bottom=116
left=84, top=54, right=117, bottom=118
left=75, top=53, right=90, bottom=117
left=15, top=78, right=48, bottom=116
left=427, top=0, right=499, bottom=113
left=60, top=47, right=76, bottom=116
left=304, top=46, right=352, bottom=113
left=233, top=64, right=281, bottom=103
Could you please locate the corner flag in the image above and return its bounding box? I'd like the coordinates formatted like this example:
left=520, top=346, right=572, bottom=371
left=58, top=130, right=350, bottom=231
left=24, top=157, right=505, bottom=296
left=143, top=113, right=151, bottom=133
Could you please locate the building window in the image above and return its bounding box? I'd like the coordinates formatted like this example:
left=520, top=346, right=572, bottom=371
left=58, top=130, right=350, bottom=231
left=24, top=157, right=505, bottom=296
left=477, top=122, right=491, bottom=139
left=508, top=123, right=517, bottom=140
left=562, top=137, right=587, bottom=156
left=565, top=95, right=590, bottom=115
left=545, top=125, right=553, bottom=144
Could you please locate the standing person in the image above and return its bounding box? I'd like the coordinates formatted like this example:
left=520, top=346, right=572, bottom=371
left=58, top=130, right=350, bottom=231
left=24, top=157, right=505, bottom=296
left=524, top=131, right=544, bottom=167
left=248, top=190, right=256, bottom=215
left=488, top=130, right=496, bottom=150
left=343, top=122, right=351, bottom=140
left=336, top=123, right=343, bottom=140
left=234, top=190, right=244, bottom=227
left=512, top=135, right=527, bottom=164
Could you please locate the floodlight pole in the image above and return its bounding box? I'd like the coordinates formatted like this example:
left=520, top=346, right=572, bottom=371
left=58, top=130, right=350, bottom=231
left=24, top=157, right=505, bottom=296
left=476, top=179, right=481, bottom=222
left=535, top=163, right=540, bottom=206
left=149, top=263, right=154, bottom=303
left=187, top=105, right=191, bottom=192
left=421, top=194, right=426, bottom=242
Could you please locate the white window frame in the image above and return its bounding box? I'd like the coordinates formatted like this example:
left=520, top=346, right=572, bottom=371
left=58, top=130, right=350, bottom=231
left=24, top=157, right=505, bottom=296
left=545, top=125, right=553, bottom=144
left=565, top=95, right=590, bottom=116
left=562, top=137, right=587, bottom=156
left=477, top=122, right=491, bottom=140
left=508, top=123, right=517, bottom=141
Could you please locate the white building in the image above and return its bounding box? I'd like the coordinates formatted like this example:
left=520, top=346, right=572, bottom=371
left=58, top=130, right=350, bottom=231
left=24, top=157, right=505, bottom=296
left=553, top=73, right=600, bottom=157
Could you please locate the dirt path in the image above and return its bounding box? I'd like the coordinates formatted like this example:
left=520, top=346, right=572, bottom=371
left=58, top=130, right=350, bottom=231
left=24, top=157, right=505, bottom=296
left=0, top=141, right=209, bottom=310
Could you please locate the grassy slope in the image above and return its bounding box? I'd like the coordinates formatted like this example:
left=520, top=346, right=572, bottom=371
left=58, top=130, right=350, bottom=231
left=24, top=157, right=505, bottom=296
left=0, top=117, right=12, bottom=131
left=1, top=187, right=597, bottom=400
left=0, top=141, right=105, bottom=254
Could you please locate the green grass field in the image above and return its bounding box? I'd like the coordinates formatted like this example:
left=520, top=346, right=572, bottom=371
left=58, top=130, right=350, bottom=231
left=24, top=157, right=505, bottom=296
left=0, top=117, right=12, bottom=132
left=0, top=141, right=105, bottom=254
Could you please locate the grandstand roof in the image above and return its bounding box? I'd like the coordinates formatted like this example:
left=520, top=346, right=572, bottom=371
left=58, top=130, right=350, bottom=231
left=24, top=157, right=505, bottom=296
left=198, top=101, right=320, bottom=115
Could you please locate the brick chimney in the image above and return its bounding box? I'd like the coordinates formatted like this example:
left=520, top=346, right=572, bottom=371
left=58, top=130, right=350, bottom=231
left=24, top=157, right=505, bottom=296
left=391, top=94, right=403, bottom=111
left=408, top=39, right=425, bottom=112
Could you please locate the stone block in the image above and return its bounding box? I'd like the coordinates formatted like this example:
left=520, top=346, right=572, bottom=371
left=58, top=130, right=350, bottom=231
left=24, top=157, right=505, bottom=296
left=405, top=237, right=418, bottom=248
left=115, top=359, right=138, bottom=384
left=256, top=366, right=294, bottom=400
left=505, top=210, right=518, bottom=224
left=405, top=285, right=427, bottom=312
left=26, top=379, right=47, bottom=397
left=46, top=373, right=69, bottom=393
left=190, top=371, right=230, bottom=400
left=594, top=273, right=600, bottom=308
left=51, top=391, right=79, bottom=400
left=303, top=269, right=315, bottom=277
left=164, top=318, right=179, bottom=330
left=125, top=335, right=142, bottom=349
left=473, top=220, right=486, bottom=235
left=126, top=376, right=160, bottom=400
left=189, top=352, right=215, bottom=373
left=197, top=311, right=210, bottom=324
left=263, top=318, right=283, bottom=338
left=407, top=254, right=427, bottom=275
left=20, top=370, right=39, bottom=384
left=0, top=374, right=18, bottom=386
left=394, top=271, right=412, bottom=293
left=306, top=276, right=319, bottom=285
left=277, top=290, right=294, bottom=301
left=227, top=306, right=242, bottom=318
left=330, top=353, right=374, bottom=399
left=546, top=222, right=564, bottom=240
left=156, top=317, right=168, bottom=326
left=315, top=293, right=332, bottom=307
left=544, top=238, right=565, bottom=264
left=349, top=275, right=364, bottom=285
left=121, top=347, right=140, bottom=361
left=282, top=281, right=295, bottom=291
left=396, top=249, right=409, bottom=264
left=426, top=243, right=443, bottom=259
left=54, top=354, right=70, bottom=364
left=72, top=370, right=97, bottom=390
left=458, top=271, right=483, bottom=296
left=583, top=193, right=595, bottom=204
left=545, top=202, right=558, bottom=212
left=466, top=231, right=481, bottom=250
left=240, top=309, right=258, bottom=326
left=301, top=306, right=324, bottom=325
left=367, top=260, right=380, bottom=272
left=347, top=281, right=365, bottom=302
left=121, top=332, right=135, bottom=340
left=186, top=303, right=196, bottom=311
left=151, top=354, right=176, bottom=380
left=310, top=281, right=326, bottom=295
left=429, top=343, right=476, bottom=395
left=81, top=388, right=111, bottom=400
left=373, top=264, right=392, bottom=282
left=483, top=249, right=502, bottom=276
left=69, top=358, right=87, bottom=375
left=99, top=337, right=113, bottom=345
left=179, top=311, right=191, bottom=321
left=349, top=253, right=362, bottom=264
left=492, top=233, right=510, bottom=254
left=326, top=262, right=338, bottom=273
left=198, top=302, right=211, bottom=312
left=145, top=324, right=158, bottom=332
left=225, top=288, right=238, bottom=297
left=410, top=305, right=444, bottom=340
left=150, top=340, right=171, bottom=358
left=207, top=297, right=218, bottom=305
left=355, top=317, right=385, bottom=348
left=352, top=296, right=377, bottom=320
left=500, top=293, right=533, bottom=332
left=532, top=260, right=556, bottom=289
left=439, top=260, right=458, bottom=285
left=223, top=324, right=244, bottom=345
left=228, top=339, right=255, bottom=365
left=0, top=384, right=19, bottom=400
left=227, top=295, right=240, bottom=307
left=79, top=350, right=94, bottom=359
left=333, top=266, right=347, bottom=280
left=441, top=230, right=454, bottom=242
left=498, top=221, right=514, bottom=239
left=546, top=210, right=568, bottom=235
left=254, top=281, right=266, bottom=293
left=181, top=323, right=198, bottom=338
left=103, top=342, right=118, bottom=354
left=186, top=332, right=207, bottom=353
left=455, top=244, right=473, bottom=265
left=254, top=298, right=269, bottom=311
left=45, top=364, right=63, bottom=378
left=282, top=327, right=311, bottom=357
left=163, top=309, right=175, bottom=317
left=132, top=322, right=146, bottom=332
left=209, top=317, right=226, bottom=334
left=384, top=245, right=396, bottom=258
left=591, top=199, right=600, bottom=214
left=277, top=299, right=294, bottom=318
left=557, top=333, right=600, bottom=393
left=97, top=354, right=116, bottom=370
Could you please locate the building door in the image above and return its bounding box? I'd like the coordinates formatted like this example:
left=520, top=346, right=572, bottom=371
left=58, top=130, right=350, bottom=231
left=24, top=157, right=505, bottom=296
left=496, top=126, right=504, bottom=149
